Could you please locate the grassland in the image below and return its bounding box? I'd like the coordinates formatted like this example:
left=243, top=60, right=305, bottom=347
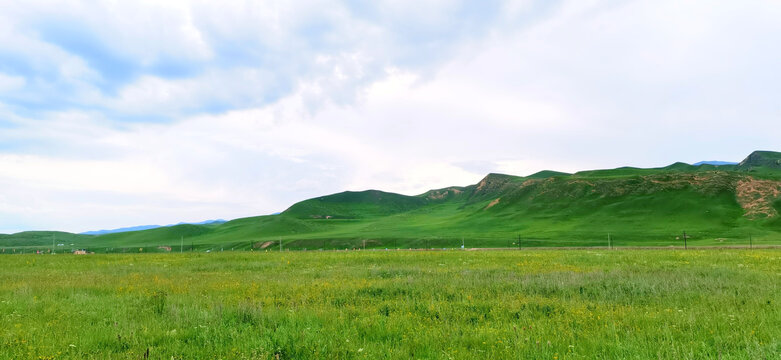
left=1, top=249, right=778, bottom=359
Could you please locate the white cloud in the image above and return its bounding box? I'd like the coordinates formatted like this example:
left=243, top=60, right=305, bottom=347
left=2, top=0, right=781, bottom=232
left=0, top=73, right=26, bottom=92
left=0, top=154, right=169, bottom=194
left=0, top=0, right=512, bottom=117
left=10, top=0, right=214, bottom=63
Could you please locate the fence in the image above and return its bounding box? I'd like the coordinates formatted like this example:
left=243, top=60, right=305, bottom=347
left=1, top=233, right=778, bottom=254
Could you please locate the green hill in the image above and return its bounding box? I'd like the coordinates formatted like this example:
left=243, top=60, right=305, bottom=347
left=284, top=190, right=428, bottom=219
left=3, top=151, right=781, bottom=251
left=526, top=170, right=571, bottom=179
left=738, top=150, right=781, bottom=174
left=0, top=231, right=94, bottom=251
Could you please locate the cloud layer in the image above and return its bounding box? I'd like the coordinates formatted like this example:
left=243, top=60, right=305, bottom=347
left=1, top=0, right=780, bottom=233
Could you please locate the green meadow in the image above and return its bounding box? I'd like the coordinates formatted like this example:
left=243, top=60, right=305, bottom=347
left=1, top=249, right=778, bottom=359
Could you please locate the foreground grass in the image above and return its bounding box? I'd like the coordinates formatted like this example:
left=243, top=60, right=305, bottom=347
left=0, top=250, right=778, bottom=359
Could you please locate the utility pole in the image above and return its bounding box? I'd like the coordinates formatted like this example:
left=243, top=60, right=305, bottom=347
left=180, top=236, right=183, bottom=253
left=52, top=234, right=55, bottom=255
left=683, top=231, right=687, bottom=250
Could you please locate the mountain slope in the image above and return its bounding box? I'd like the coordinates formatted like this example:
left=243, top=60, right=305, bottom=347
left=0, top=231, right=94, bottom=248
left=81, top=219, right=226, bottom=235
left=81, top=225, right=161, bottom=236
left=3, top=151, right=781, bottom=251
left=738, top=150, right=781, bottom=171
left=283, top=190, right=429, bottom=219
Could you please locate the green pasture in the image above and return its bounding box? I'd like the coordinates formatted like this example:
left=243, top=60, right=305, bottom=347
left=1, top=249, right=778, bottom=359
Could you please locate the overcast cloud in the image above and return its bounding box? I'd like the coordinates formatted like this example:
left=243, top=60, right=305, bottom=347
left=1, top=0, right=780, bottom=233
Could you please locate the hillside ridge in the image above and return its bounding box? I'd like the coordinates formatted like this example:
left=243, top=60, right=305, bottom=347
left=3, top=150, right=781, bottom=250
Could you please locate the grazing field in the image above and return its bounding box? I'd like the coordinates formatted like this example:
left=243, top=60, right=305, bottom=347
left=1, top=250, right=779, bottom=359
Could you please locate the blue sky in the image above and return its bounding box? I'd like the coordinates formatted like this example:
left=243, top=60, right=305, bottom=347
left=1, top=0, right=780, bottom=233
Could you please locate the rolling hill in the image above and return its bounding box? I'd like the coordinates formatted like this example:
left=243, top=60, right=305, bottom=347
left=3, top=151, right=781, bottom=251
left=80, top=219, right=227, bottom=235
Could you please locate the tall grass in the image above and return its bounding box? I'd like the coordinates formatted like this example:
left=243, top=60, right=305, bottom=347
left=0, top=250, right=778, bottom=359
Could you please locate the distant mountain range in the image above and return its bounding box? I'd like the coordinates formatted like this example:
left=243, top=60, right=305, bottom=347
left=80, top=219, right=226, bottom=235
left=693, top=161, right=739, bottom=166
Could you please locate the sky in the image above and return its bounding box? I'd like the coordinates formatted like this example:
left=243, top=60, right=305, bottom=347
left=1, top=0, right=780, bottom=233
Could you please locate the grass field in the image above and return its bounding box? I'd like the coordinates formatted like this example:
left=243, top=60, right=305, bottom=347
left=1, top=249, right=778, bottom=359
